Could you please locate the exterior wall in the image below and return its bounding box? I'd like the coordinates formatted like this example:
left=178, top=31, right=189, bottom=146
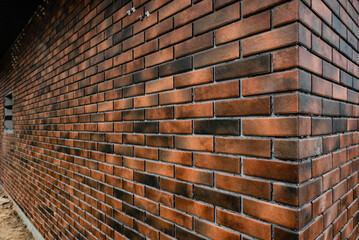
left=0, top=0, right=358, bottom=240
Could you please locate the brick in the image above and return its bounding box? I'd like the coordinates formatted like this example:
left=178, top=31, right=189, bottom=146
left=123, top=58, right=145, bottom=74
left=160, top=149, right=192, bottom=166
left=146, top=135, right=173, bottom=148
left=146, top=214, right=174, bottom=236
left=216, top=208, right=271, bottom=240
left=194, top=186, right=241, bottom=212
left=194, top=42, right=239, bottom=68
left=176, top=166, right=213, bottom=186
left=194, top=80, right=239, bottom=101
left=193, top=2, right=240, bottom=35
left=113, top=26, right=133, bottom=44
left=159, top=56, right=192, bottom=77
left=160, top=178, right=193, bottom=198
left=312, top=154, right=333, bottom=177
left=273, top=183, right=299, bottom=206
left=312, top=0, right=332, bottom=25
left=146, top=76, right=173, bottom=94
left=243, top=158, right=311, bottom=183
left=146, top=161, right=174, bottom=177
left=134, top=146, right=158, bottom=160
left=145, top=47, right=173, bottom=67
left=134, top=69, right=158, bottom=84
left=159, top=88, right=192, bottom=105
left=215, top=96, right=271, bottom=117
left=133, top=122, right=158, bottom=134
left=215, top=54, right=270, bottom=81
left=322, top=168, right=340, bottom=191
left=273, top=0, right=299, bottom=27
left=242, top=69, right=305, bottom=96
left=273, top=226, right=299, bottom=240
left=194, top=119, right=240, bottom=135
left=175, top=196, right=214, bottom=221
left=134, top=94, right=158, bottom=108
left=214, top=0, right=236, bottom=9
left=313, top=190, right=333, bottom=217
left=312, top=35, right=332, bottom=61
left=299, top=1, right=322, bottom=35
left=146, top=187, right=173, bottom=207
left=175, top=102, right=213, bottom=118
left=160, top=24, right=192, bottom=49
left=216, top=11, right=270, bottom=45
left=298, top=178, right=323, bottom=206
left=134, top=39, right=158, bottom=59
left=195, top=219, right=240, bottom=240
left=158, top=0, right=191, bottom=21
left=174, top=0, right=213, bottom=28
left=324, top=201, right=340, bottom=227
left=242, top=0, right=287, bottom=16
left=194, top=153, right=240, bottom=174
left=114, top=99, right=132, bottom=110
left=146, top=18, right=173, bottom=41
left=133, top=11, right=158, bottom=34
left=159, top=120, right=192, bottom=134
left=322, top=61, right=339, bottom=82
left=243, top=117, right=311, bottom=137
left=274, top=138, right=322, bottom=160
left=133, top=220, right=158, bottom=240
left=114, top=50, right=133, bottom=66
left=123, top=32, right=145, bottom=51
left=175, top=68, right=213, bottom=88
left=333, top=84, right=347, bottom=101
left=175, top=226, right=206, bottom=240
left=312, top=76, right=333, bottom=98
left=274, top=93, right=322, bottom=115
left=123, top=83, right=145, bottom=98
left=175, top=136, right=213, bottom=152
left=312, top=117, right=332, bottom=136
left=122, top=7, right=144, bottom=28
left=175, top=32, right=213, bottom=58
left=273, top=46, right=299, bottom=71
left=145, top=0, right=171, bottom=12
left=146, top=106, right=173, bottom=120
left=216, top=137, right=271, bottom=158
left=243, top=197, right=309, bottom=230
left=333, top=179, right=348, bottom=201
left=242, top=23, right=299, bottom=57
left=333, top=210, right=347, bottom=235
left=299, top=216, right=324, bottom=240
left=216, top=173, right=271, bottom=199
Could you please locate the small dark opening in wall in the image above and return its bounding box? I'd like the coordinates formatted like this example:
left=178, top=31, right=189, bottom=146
left=4, top=92, right=13, bottom=133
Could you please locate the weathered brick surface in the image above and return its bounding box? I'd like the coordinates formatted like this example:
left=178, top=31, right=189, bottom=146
left=0, top=0, right=358, bottom=239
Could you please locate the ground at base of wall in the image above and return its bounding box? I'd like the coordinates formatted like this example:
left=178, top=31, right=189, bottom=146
left=0, top=189, right=34, bottom=240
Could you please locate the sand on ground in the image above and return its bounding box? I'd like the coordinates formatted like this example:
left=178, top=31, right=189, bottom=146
left=0, top=189, right=34, bottom=240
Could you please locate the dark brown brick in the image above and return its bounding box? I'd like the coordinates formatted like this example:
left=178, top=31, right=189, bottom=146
left=194, top=119, right=240, bottom=135
left=215, top=55, right=270, bottom=81
left=193, top=2, right=240, bottom=35
left=159, top=56, right=192, bottom=77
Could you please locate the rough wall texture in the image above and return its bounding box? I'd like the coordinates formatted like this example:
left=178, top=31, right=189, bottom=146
left=0, top=0, right=358, bottom=239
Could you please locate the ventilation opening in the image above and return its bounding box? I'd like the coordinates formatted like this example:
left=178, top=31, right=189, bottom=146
left=4, top=92, right=13, bottom=133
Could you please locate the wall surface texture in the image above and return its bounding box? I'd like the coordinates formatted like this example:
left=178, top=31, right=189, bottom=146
left=0, top=0, right=358, bottom=239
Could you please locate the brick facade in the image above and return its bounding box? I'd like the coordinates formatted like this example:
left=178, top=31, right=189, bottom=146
left=0, top=0, right=358, bottom=239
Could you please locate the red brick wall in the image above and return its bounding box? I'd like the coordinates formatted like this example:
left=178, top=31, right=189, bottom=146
left=0, top=0, right=358, bottom=239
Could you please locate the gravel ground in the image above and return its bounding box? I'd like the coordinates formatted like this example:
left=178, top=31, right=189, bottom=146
left=0, top=189, right=34, bottom=240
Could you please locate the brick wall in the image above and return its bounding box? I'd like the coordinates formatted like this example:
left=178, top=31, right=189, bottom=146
left=0, top=0, right=358, bottom=239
